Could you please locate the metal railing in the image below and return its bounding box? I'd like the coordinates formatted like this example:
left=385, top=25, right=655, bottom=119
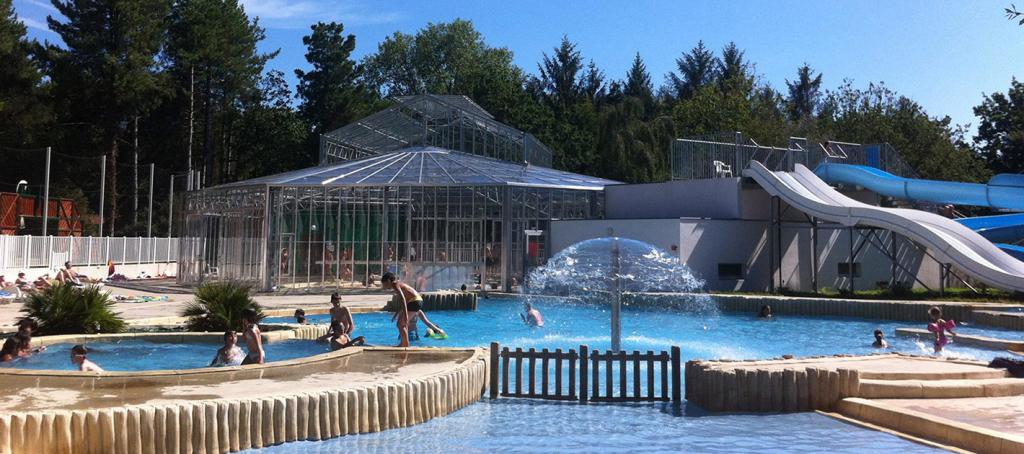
left=0, top=235, right=178, bottom=271
left=671, top=132, right=920, bottom=180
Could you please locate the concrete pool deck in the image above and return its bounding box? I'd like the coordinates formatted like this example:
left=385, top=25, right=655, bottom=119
left=687, top=354, right=1024, bottom=453
left=0, top=346, right=488, bottom=453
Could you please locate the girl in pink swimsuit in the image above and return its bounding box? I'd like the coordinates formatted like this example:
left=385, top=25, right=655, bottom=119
left=927, top=306, right=956, bottom=352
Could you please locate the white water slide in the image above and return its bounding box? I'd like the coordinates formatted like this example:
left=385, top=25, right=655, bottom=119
left=743, top=161, right=1024, bottom=293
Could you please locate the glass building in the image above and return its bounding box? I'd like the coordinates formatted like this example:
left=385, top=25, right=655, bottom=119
left=178, top=95, right=616, bottom=292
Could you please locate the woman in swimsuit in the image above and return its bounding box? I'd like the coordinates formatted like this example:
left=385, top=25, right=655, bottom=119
left=240, top=309, right=265, bottom=365
left=210, top=331, right=245, bottom=367
left=381, top=272, right=445, bottom=347
left=927, top=306, right=956, bottom=353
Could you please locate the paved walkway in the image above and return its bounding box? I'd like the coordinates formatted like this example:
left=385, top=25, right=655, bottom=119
left=0, top=285, right=391, bottom=331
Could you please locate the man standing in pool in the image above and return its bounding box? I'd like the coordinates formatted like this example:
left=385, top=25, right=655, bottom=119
left=241, top=309, right=265, bottom=365
left=381, top=272, right=445, bottom=347
left=329, top=292, right=355, bottom=334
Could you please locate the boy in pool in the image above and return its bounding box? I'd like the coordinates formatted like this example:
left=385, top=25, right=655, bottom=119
left=209, top=331, right=245, bottom=367
left=241, top=309, right=265, bottom=365
left=329, top=293, right=355, bottom=333
left=15, top=319, right=44, bottom=356
left=872, top=329, right=888, bottom=348
left=381, top=272, right=445, bottom=347
left=326, top=321, right=366, bottom=351
left=0, top=335, right=24, bottom=362
left=758, top=304, right=773, bottom=319
left=294, top=309, right=307, bottom=324
left=70, top=344, right=103, bottom=372
left=521, top=302, right=544, bottom=327
left=927, top=306, right=956, bottom=353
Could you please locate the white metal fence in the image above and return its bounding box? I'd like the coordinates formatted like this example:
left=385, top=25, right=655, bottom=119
left=0, top=235, right=178, bottom=270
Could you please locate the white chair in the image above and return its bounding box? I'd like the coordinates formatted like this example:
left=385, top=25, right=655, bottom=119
left=713, top=160, right=733, bottom=178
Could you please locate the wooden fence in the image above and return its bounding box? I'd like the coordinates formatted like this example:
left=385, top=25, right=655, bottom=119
left=489, top=342, right=682, bottom=403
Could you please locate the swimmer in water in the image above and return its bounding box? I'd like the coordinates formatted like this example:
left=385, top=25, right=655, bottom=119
left=758, top=304, right=773, bottom=319
left=327, top=321, right=366, bottom=351
left=872, top=329, right=888, bottom=348
left=70, top=344, right=103, bottom=372
left=0, top=335, right=24, bottom=362
left=209, top=331, right=245, bottom=367
left=240, top=308, right=265, bottom=365
left=293, top=308, right=307, bottom=324
left=521, top=302, right=544, bottom=327
left=927, top=306, right=956, bottom=353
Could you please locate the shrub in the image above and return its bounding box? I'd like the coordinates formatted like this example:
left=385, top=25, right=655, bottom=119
left=20, top=284, right=126, bottom=335
left=182, top=281, right=263, bottom=332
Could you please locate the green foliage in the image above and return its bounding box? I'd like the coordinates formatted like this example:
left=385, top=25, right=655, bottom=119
left=974, top=78, right=1024, bottom=173
left=0, top=0, right=49, bottom=145
left=20, top=284, right=126, bottom=335
left=295, top=22, right=372, bottom=135
left=785, top=64, right=823, bottom=123
left=182, top=281, right=263, bottom=332
left=667, top=41, right=719, bottom=101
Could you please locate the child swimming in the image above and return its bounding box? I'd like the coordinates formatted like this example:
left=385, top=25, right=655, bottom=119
left=209, top=331, right=245, bottom=367
left=521, top=302, right=545, bottom=327
left=0, top=335, right=24, bottom=362
left=70, top=344, right=103, bottom=372
left=293, top=309, right=307, bottom=324
left=927, top=306, right=956, bottom=353
left=327, top=321, right=366, bottom=351
left=241, top=309, right=265, bottom=365
left=758, top=304, right=773, bottom=319
left=872, top=329, right=888, bottom=348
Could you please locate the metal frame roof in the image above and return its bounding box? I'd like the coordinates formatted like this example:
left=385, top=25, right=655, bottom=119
left=220, top=146, right=617, bottom=190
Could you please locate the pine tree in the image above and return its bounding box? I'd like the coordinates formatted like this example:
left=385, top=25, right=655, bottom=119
left=295, top=21, right=368, bottom=135
left=667, top=41, right=719, bottom=101
left=785, top=63, right=823, bottom=122
left=624, top=53, right=653, bottom=100
left=536, top=35, right=584, bottom=111
left=43, top=0, right=170, bottom=235
left=718, top=42, right=753, bottom=96
left=166, top=0, right=276, bottom=184
left=0, top=0, right=49, bottom=145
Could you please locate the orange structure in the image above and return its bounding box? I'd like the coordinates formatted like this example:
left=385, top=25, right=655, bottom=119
left=0, top=192, right=84, bottom=236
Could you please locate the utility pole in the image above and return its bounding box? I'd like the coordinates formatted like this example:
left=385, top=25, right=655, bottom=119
left=147, top=163, right=154, bottom=237
left=168, top=174, right=174, bottom=238
left=133, top=116, right=139, bottom=224
left=99, top=155, right=106, bottom=236
left=41, top=147, right=51, bottom=236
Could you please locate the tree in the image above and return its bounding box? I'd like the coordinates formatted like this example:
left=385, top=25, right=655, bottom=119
left=166, top=0, right=276, bottom=184
left=596, top=97, right=675, bottom=182
left=0, top=0, right=49, bottom=146
left=974, top=78, right=1024, bottom=173
left=785, top=63, right=823, bottom=123
left=667, top=41, right=719, bottom=101
left=535, top=35, right=585, bottom=112
left=234, top=70, right=311, bottom=179
left=820, top=81, right=989, bottom=182
left=717, top=42, right=754, bottom=96
left=1007, top=4, right=1024, bottom=25
left=43, top=0, right=170, bottom=235
left=361, top=19, right=526, bottom=121
left=624, top=53, right=653, bottom=101
left=295, top=22, right=370, bottom=136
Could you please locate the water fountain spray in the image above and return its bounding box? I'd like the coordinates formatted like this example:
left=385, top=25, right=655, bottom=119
left=611, top=238, right=622, bottom=352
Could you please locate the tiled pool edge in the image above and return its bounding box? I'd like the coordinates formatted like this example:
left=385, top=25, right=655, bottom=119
left=0, top=347, right=488, bottom=454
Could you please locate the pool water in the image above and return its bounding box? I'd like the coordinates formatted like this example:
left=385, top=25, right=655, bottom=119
left=253, top=399, right=943, bottom=453
left=0, top=339, right=330, bottom=371
left=270, top=297, right=1013, bottom=362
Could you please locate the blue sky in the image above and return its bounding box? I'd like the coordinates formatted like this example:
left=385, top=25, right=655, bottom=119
left=12, top=0, right=1024, bottom=137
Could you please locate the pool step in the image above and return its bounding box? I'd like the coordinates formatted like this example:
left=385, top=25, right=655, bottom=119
left=858, top=377, right=1024, bottom=399
left=858, top=369, right=1009, bottom=381
left=836, top=397, right=1024, bottom=454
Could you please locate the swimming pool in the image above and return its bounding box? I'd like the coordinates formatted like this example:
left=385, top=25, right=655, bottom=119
left=253, top=399, right=943, bottom=453
left=269, top=296, right=1012, bottom=362
left=0, top=338, right=330, bottom=371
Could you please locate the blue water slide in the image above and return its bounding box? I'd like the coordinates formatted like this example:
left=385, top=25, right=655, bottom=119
left=813, top=163, right=1024, bottom=211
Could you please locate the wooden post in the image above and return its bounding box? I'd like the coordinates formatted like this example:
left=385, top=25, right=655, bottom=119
left=592, top=348, right=600, bottom=400
left=671, top=346, right=681, bottom=403
left=632, top=352, right=641, bottom=399
left=527, top=348, right=536, bottom=397
left=605, top=351, right=612, bottom=399
left=489, top=342, right=499, bottom=399
left=501, top=347, right=510, bottom=396
left=579, top=345, right=588, bottom=403
left=568, top=349, right=576, bottom=399
left=554, top=348, right=563, bottom=398
left=660, top=353, right=669, bottom=400
left=514, top=348, right=523, bottom=396
left=618, top=351, right=627, bottom=399
left=541, top=349, right=549, bottom=397
left=646, top=350, right=655, bottom=400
